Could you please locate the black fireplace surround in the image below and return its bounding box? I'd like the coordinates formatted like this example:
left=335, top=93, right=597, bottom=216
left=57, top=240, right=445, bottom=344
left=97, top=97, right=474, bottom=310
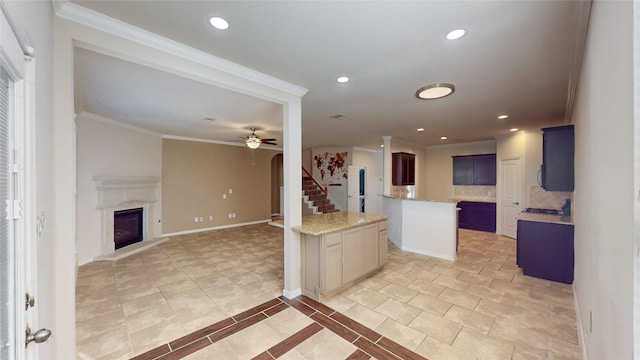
left=114, top=207, right=143, bottom=249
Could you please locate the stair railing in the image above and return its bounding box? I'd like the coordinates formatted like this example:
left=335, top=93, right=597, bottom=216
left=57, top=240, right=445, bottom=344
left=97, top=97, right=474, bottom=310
left=302, top=167, right=328, bottom=213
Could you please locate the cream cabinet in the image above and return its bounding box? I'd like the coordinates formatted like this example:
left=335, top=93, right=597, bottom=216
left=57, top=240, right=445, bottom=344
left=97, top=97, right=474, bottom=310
left=379, top=221, right=388, bottom=265
left=302, top=220, right=387, bottom=300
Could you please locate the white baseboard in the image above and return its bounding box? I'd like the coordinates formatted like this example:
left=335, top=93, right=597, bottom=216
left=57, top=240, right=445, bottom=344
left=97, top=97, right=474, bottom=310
left=401, top=245, right=455, bottom=262
left=161, top=219, right=272, bottom=237
left=282, top=288, right=302, bottom=299
left=573, top=284, right=589, bottom=360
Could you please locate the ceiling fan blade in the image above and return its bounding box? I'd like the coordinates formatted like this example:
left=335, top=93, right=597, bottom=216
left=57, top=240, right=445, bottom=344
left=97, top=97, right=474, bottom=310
left=260, top=138, right=277, bottom=142
left=262, top=141, right=278, bottom=145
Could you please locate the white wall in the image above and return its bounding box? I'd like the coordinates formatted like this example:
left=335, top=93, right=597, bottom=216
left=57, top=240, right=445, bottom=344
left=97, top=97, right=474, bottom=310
left=76, top=113, right=162, bottom=264
left=572, top=1, right=634, bottom=358
left=424, top=140, right=496, bottom=200
left=351, top=148, right=384, bottom=214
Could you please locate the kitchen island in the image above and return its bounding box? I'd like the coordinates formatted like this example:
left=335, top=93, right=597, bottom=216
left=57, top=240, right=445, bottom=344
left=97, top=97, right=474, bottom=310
left=383, top=195, right=458, bottom=261
left=271, top=211, right=388, bottom=301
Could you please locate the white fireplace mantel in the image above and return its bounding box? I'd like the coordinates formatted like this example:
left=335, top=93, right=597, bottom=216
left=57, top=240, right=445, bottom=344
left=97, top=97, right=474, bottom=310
left=93, top=176, right=161, bottom=255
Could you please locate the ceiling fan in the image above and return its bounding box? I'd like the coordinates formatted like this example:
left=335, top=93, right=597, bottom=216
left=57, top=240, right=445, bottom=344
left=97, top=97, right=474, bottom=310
left=243, top=128, right=277, bottom=149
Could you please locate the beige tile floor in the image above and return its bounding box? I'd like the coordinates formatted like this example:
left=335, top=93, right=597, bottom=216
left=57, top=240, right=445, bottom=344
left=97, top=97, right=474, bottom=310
left=76, top=223, right=582, bottom=360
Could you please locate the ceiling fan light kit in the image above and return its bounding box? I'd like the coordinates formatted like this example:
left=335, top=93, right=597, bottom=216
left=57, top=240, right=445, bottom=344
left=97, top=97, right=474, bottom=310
left=245, top=135, right=261, bottom=149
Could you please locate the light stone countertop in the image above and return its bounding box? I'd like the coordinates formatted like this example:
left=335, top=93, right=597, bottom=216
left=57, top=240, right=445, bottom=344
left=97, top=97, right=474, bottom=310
left=382, top=195, right=458, bottom=203
left=451, top=198, right=497, bottom=203
left=518, top=212, right=573, bottom=225
left=268, top=211, right=388, bottom=236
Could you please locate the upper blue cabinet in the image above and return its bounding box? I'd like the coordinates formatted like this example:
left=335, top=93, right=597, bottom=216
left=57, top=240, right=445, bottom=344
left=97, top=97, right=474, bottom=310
left=452, top=154, right=496, bottom=185
left=541, top=125, right=574, bottom=191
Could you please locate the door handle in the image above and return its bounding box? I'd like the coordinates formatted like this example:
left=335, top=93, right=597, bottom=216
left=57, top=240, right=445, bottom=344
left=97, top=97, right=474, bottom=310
left=26, top=327, right=52, bottom=346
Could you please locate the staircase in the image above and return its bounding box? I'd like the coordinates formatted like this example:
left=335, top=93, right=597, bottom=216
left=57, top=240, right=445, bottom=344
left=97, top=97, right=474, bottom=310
left=302, top=176, right=338, bottom=215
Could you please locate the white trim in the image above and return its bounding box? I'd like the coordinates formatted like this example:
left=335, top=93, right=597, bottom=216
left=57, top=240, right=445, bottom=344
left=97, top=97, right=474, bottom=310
left=53, top=1, right=308, bottom=98
left=161, top=219, right=272, bottom=237
left=573, top=284, right=588, bottom=360
left=282, top=288, right=302, bottom=299
left=162, top=134, right=283, bottom=151
left=400, top=245, right=455, bottom=262
left=78, top=111, right=162, bottom=137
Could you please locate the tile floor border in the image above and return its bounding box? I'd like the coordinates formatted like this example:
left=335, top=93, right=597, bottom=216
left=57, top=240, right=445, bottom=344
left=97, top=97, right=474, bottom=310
left=129, top=295, right=427, bottom=360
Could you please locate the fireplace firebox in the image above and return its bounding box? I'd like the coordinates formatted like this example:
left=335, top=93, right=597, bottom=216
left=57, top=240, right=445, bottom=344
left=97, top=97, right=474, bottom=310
left=114, top=208, right=143, bottom=249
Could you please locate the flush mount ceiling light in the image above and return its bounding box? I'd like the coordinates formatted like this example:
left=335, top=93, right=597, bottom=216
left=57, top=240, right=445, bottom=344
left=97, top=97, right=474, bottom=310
left=209, top=16, right=229, bottom=30
left=337, top=76, right=350, bottom=83
left=498, top=115, right=509, bottom=120
left=440, top=136, right=448, bottom=140
left=446, top=29, right=466, bottom=40
left=415, top=83, right=455, bottom=100
left=417, top=128, right=425, bottom=132
left=510, top=128, right=519, bottom=132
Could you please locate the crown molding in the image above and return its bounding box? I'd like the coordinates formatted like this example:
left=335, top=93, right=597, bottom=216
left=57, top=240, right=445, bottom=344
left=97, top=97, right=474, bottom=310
left=77, top=111, right=162, bottom=137
left=53, top=0, right=308, bottom=98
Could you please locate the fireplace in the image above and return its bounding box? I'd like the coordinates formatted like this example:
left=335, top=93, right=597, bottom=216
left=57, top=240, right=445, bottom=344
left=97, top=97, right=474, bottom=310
left=93, top=176, right=160, bottom=255
left=114, top=207, right=144, bottom=249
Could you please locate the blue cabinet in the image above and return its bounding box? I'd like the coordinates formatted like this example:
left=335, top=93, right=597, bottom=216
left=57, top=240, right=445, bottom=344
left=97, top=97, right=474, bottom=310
left=457, top=201, right=496, bottom=233
left=542, top=125, right=574, bottom=191
left=453, top=154, right=496, bottom=185
left=517, top=219, right=574, bottom=284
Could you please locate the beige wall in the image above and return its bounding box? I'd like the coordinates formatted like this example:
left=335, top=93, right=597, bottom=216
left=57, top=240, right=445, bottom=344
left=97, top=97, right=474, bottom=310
left=424, top=140, right=496, bottom=200
left=390, top=139, right=428, bottom=198
left=496, top=131, right=543, bottom=207
left=76, top=114, right=163, bottom=264
left=572, top=1, right=634, bottom=358
left=162, top=139, right=280, bottom=233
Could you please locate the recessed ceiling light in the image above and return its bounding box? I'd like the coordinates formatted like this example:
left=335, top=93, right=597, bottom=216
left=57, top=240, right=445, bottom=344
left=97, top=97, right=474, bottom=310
left=440, top=136, right=448, bottom=140
left=510, top=128, right=519, bottom=132
left=498, top=115, right=509, bottom=120
left=209, top=17, right=229, bottom=30
left=380, top=144, right=384, bottom=148
left=416, top=83, right=455, bottom=100
left=446, top=29, right=466, bottom=40
left=417, top=128, right=425, bottom=132
left=337, top=76, right=350, bottom=83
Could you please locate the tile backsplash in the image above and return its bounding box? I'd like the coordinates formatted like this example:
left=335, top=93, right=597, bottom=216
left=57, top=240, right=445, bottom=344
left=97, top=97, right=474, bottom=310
left=454, top=186, right=496, bottom=202
left=527, top=184, right=572, bottom=209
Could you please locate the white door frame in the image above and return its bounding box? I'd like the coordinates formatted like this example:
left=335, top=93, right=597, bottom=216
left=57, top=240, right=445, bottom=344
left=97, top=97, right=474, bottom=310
left=0, top=3, right=38, bottom=358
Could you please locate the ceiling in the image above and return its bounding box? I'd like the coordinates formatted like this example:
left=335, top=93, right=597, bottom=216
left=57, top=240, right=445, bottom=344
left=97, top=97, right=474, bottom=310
left=70, top=1, right=590, bottom=150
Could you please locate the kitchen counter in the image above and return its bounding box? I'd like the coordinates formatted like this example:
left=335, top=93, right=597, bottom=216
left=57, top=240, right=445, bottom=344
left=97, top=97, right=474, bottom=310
left=518, top=212, right=573, bottom=225
left=383, top=196, right=457, bottom=261
left=451, top=198, right=496, bottom=203
left=383, top=195, right=458, bottom=203
left=269, top=211, right=388, bottom=236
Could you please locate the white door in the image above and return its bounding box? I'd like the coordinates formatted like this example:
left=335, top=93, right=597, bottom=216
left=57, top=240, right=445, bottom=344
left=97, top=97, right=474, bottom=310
left=501, top=158, right=521, bottom=238
left=347, top=165, right=360, bottom=212
left=0, top=8, right=42, bottom=359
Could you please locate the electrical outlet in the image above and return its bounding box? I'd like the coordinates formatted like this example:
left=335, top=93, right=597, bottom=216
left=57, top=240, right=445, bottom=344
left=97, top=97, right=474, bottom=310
left=229, top=189, right=233, bottom=194
left=209, top=215, right=213, bottom=221
left=199, top=217, right=203, bottom=222
left=223, top=194, right=226, bottom=199
left=228, top=213, right=232, bottom=219
left=194, top=217, right=198, bottom=223
left=232, top=213, right=236, bottom=218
